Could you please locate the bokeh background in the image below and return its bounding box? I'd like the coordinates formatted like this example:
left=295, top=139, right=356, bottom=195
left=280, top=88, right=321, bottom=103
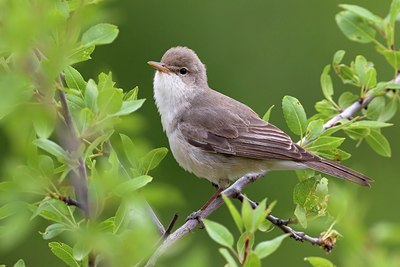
left=3, top=0, right=399, bottom=266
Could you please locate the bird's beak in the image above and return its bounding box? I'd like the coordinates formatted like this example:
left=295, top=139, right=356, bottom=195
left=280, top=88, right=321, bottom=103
left=147, top=61, right=171, bottom=73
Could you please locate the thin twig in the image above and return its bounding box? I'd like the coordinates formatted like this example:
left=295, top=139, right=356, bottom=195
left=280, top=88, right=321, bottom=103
left=49, top=192, right=84, bottom=209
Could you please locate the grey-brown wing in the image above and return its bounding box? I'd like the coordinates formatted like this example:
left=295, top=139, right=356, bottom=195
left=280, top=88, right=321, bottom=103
left=178, top=107, right=316, bottom=162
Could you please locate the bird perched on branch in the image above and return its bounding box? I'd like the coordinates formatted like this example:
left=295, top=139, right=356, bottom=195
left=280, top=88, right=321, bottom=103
left=148, top=46, right=372, bottom=192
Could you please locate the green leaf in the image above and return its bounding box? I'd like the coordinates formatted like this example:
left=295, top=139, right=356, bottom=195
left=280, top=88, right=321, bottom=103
left=81, top=23, right=119, bottom=46
left=305, top=120, right=324, bottom=142
left=241, top=198, right=253, bottom=232
left=120, top=134, right=140, bottom=169
left=254, top=234, right=289, bottom=259
left=32, top=105, right=56, bottom=139
left=317, top=149, right=351, bottom=161
left=203, top=219, right=234, bottom=248
left=219, top=248, right=238, bottom=267
left=349, top=121, right=392, bottom=129
left=365, top=129, right=391, bottom=157
left=73, top=239, right=91, bottom=261
left=13, top=259, right=26, bottom=267
left=339, top=4, right=383, bottom=29
left=336, top=11, right=376, bottom=43
left=33, top=139, right=68, bottom=160
left=306, top=136, right=345, bottom=152
left=262, top=105, right=274, bottom=122
left=389, top=0, right=400, bottom=25
left=320, top=65, right=334, bottom=102
left=97, top=87, right=123, bottom=117
left=293, top=178, right=318, bottom=207
left=383, top=50, right=400, bottom=70
left=282, top=96, right=308, bottom=136
left=68, top=45, right=95, bottom=65
left=243, top=252, right=261, bottom=267
left=84, top=131, right=114, bottom=160
left=354, top=55, right=376, bottom=89
left=85, top=79, right=98, bottom=112
left=222, top=194, right=243, bottom=233
left=124, top=86, right=139, bottom=101
left=112, top=99, right=145, bottom=117
left=49, top=242, right=80, bottom=267
left=338, top=92, right=358, bottom=109
left=294, top=204, right=308, bottom=228
left=114, top=175, right=153, bottom=196
left=365, top=96, right=384, bottom=120
left=237, top=232, right=255, bottom=263
left=251, top=199, right=270, bottom=232
left=64, top=66, right=86, bottom=92
left=304, top=256, right=334, bottom=267
left=378, top=96, right=397, bottom=122
left=296, top=169, right=316, bottom=181
left=140, top=147, right=168, bottom=174
left=0, top=203, right=17, bottom=220
left=42, top=223, right=68, bottom=240
left=332, top=50, right=345, bottom=66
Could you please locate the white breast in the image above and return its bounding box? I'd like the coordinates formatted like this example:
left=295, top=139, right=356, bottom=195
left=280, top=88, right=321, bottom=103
left=153, top=72, right=191, bottom=134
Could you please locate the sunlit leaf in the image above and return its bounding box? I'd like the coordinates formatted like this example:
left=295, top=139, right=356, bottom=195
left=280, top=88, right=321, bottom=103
left=49, top=242, right=80, bottom=267
left=305, top=120, right=324, bottom=142
left=13, top=259, right=26, bottom=267
left=33, top=139, right=68, bottom=160
left=114, top=175, right=153, bottom=196
left=203, top=219, right=234, bottom=248
left=82, top=23, right=119, bottom=47
left=262, top=105, right=274, bottom=122
left=336, top=11, right=376, bottom=43
left=304, top=256, right=335, bottom=267
left=112, top=99, right=145, bottom=117
left=219, top=248, right=238, bottom=267
left=140, top=147, right=168, bottom=174
left=243, top=252, right=260, bottom=267
left=241, top=198, right=253, bottom=232
left=365, top=129, right=391, bottom=157
left=237, top=232, right=254, bottom=263
left=282, top=96, right=307, bottom=136
left=64, top=66, right=86, bottom=92
left=338, top=92, right=358, bottom=109
left=320, top=65, right=334, bottom=102
left=222, top=194, right=243, bottom=233
left=294, top=204, right=307, bottom=228
left=332, top=50, right=345, bottom=66
left=73, top=239, right=91, bottom=261
left=254, top=234, right=289, bottom=259
left=339, top=4, right=383, bottom=29
left=42, top=223, right=68, bottom=240
left=306, top=136, right=345, bottom=152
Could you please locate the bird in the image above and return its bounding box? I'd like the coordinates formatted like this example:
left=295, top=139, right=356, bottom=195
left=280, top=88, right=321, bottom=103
left=147, top=46, right=372, bottom=192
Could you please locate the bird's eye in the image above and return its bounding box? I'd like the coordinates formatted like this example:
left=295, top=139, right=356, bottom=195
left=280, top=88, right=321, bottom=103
left=179, top=68, right=188, bottom=75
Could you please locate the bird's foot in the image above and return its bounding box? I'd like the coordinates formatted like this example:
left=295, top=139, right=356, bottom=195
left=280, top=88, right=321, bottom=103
left=185, top=210, right=204, bottom=228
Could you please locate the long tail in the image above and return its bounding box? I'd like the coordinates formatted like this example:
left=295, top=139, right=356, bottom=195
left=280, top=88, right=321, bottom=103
left=305, top=157, right=372, bottom=187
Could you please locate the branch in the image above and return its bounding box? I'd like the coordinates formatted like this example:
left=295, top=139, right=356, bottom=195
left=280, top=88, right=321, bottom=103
left=58, top=82, right=90, bottom=218
left=144, top=172, right=266, bottom=267
left=236, top=193, right=334, bottom=253
left=325, top=74, right=400, bottom=129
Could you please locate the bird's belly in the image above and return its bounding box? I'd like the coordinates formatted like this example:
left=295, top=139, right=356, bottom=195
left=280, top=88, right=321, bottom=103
left=168, top=131, right=268, bottom=184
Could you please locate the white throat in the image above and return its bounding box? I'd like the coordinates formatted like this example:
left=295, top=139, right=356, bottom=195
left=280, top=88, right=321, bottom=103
left=153, top=72, right=193, bottom=134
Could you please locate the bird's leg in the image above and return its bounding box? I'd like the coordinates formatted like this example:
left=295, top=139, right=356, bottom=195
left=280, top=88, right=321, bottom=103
left=186, top=180, right=228, bottom=223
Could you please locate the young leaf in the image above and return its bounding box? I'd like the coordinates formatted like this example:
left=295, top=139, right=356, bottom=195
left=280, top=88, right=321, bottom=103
left=42, top=223, right=68, bottom=240
left=339, top=4, right=383, bottom=29
left=320, top=65, right=334, bottom=102
left=112, top=99, right=145, bottom=117
left=13, top=259, right=26, bottom=267
left=237, top=232, right=255, bottom=263
left=203, top=219, right=234, bottom=248
left=378, top=96, right=397, bottom=122
left=81, top=23, right=119, bottom=46
left=241, top=198, right=253, bottom=232
left=348, top=121, right=392, bottom=129
left=365, top=96, right=384, bottom=120
left=282, top=96, right=307, bottom=136
left=222, top=194, right=243, bottom=233
left=114, top=175, right=153, bottom=196
left=332, top=50, right=345, bottom=66
left=73, top=239, right=91, bottom=261
left=336, top=11, right=376, bottom=43
left=68, top=45, right=95, bottom=65
left=305, top=120, right=324, bottom=142
left=389, top=0, right=400, bottom=25
left=49, top=242, right=80, bottom=267
left=85, top=79, right=98, bottom=112
left=304, top=256, right=335, bottom=267
left=33, top=139, right=68, bottom=160
left=140, top=147, right=168, bottom=174
left=306, top=136, right=345, bottom=152
left=97, top=87, right=123, bottom=117
left=120, top=134, right=140, bottom=168
left=243, top=252, right=261, bottom=267
left=383, top=50, right=400, bottom=70
left=251, top=199, right=269, bottom=232
left=64, top=66, right=86, bottom=92
left=262, top=105, right=274, bottom=122
left=294, top=204, right=307, bottom=228
left=365, top=129, right=391, bottom=157
left=219, top=248, right=238, bottom=267
left=254, top=234, right=289, bottom=259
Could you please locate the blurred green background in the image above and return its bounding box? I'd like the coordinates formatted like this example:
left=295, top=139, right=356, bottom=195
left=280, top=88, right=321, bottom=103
left=3, top=0, right=400, bottom=266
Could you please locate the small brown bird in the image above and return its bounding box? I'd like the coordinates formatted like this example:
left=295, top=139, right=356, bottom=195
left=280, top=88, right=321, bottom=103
left=148, top=46, right=372, bottom=189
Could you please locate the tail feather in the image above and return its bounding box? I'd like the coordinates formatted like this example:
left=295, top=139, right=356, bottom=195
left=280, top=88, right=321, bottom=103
left=305, top=158, right=372, bottom=187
